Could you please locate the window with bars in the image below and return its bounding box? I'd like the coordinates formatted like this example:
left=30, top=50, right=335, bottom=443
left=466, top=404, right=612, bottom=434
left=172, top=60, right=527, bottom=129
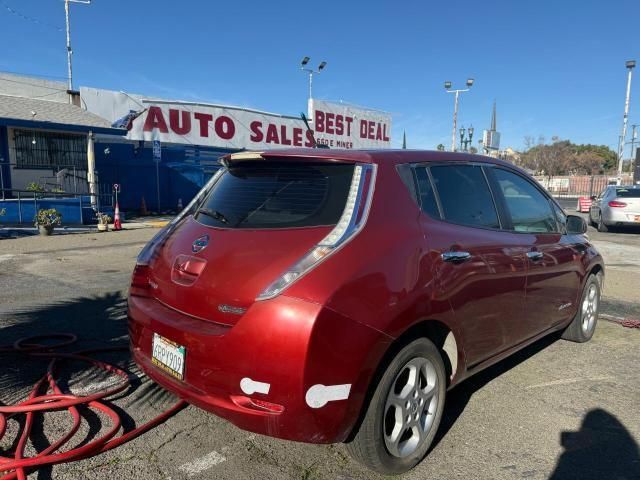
left=12, top=129, right=87, bottom=170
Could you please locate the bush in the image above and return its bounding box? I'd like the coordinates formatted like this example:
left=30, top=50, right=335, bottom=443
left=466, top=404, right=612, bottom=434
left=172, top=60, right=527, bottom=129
left=34, top=208, right=62, bottom=227
left=27, top=182, right=45, bottom=192
left=96, top=212, right=112, bottom=225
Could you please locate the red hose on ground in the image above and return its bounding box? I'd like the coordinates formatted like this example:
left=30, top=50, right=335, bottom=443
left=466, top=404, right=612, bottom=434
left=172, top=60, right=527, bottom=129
left=0, top=334, right=187, bottom=480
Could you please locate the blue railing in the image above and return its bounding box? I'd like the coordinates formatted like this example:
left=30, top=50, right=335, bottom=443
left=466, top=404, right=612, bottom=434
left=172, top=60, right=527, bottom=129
left=0, top=189, right=113, bottom=225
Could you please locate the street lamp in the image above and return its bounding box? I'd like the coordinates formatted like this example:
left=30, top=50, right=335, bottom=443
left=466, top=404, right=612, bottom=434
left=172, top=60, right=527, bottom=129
left=301, top=57, right=327, bottom=102
left=445, top=78, right=474, bottom=151
left=459, top=125, right=474, bottom=152
left=617, top=60, right=636, bottom=176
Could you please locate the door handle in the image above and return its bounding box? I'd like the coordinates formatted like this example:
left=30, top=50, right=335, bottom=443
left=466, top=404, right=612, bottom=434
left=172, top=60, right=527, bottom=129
left=441, top=251, right=471, bottom=263
left=526, top=251, right=544, bottom=261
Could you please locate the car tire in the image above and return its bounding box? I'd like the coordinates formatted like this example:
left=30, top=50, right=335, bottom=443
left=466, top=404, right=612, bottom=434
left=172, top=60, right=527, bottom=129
left=597, top=214, right=609, bottom=232
left=345, top=338, right=446, bottom=475
left=588, top=210, right=596, bottom=227
left=562, top=274, right=601, bottom=343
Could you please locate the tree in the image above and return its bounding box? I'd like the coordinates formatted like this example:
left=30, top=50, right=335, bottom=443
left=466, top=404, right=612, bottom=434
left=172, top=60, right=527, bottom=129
left=436, top=143, right=445, bottom=151
left=520, top=137, right=618, bottom=176
left=520, top=137, right=571, bottom=177
left=574, top=151, right=604, bottom=175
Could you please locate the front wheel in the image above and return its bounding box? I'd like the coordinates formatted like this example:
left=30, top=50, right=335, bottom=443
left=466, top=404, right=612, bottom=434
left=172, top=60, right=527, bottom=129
left=345, top=338, right=446, bottom=475
left=562, top=274, right=601, bottom=343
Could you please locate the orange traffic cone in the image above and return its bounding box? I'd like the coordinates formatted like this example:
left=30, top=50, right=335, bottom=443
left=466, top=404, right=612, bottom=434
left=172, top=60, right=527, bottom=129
left=113, top=202, right=122, bottom=231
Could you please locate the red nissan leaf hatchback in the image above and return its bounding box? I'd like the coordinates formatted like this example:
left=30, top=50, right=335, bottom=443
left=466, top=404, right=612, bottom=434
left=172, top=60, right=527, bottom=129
left=128, top=149, right=604, bottom=474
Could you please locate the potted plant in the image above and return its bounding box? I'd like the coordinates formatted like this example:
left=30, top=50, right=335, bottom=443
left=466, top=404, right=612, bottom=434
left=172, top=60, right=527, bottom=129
left=34, top=208, right=62, bottom=236
left=96, top=212, right=112, bottom=232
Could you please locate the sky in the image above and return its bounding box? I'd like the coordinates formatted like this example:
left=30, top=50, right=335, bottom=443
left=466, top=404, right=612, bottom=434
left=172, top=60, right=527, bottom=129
left=0, top=0, right=639, bottom=152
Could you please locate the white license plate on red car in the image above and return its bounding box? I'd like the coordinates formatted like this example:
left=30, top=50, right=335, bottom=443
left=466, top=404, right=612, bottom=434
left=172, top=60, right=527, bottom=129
left=151, top=333, right=186, bottom=380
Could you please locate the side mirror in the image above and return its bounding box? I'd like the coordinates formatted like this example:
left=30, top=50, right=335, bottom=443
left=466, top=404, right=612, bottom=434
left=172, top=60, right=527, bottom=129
left=566, top=215, right=587, bottom=234
left=590, top=195, right=597, bottom=201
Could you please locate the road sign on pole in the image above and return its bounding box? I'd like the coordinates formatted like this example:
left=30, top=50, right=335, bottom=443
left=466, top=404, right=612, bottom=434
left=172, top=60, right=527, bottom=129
left=152, top=140, right=161, bottom=212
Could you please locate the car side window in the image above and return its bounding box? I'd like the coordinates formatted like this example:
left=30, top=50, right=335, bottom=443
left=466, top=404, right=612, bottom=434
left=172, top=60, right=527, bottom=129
left=493, top=168, right=558, bottom=233
left=413, top=167, right=440, bottom=219
left=429, top=165, right=500, bottom=229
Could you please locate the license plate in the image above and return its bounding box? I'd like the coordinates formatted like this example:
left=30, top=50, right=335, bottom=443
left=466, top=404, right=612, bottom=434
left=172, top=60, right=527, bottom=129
left=151, top=333, right=186, bottom=380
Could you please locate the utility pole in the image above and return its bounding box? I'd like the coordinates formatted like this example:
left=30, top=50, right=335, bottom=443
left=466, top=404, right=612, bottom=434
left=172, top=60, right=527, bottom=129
left=444, top=79, right=474, bottom=151
left=64, top=0, right=91, bottom=103
left=630, top=124, right=638, bottom=163
left=617, top=60, right=635, bottom=175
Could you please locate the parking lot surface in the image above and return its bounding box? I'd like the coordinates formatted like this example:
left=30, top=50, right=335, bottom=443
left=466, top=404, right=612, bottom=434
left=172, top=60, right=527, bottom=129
left=1, top=222, right=639, bottom=480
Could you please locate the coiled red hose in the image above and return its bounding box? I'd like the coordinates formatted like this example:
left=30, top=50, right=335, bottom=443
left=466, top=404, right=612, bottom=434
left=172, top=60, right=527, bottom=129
left=0, top=334, right=187, bottom=480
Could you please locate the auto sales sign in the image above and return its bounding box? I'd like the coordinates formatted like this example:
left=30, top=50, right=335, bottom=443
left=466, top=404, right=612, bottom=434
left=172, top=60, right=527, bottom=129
left=80, top=87, right=392, bottom=150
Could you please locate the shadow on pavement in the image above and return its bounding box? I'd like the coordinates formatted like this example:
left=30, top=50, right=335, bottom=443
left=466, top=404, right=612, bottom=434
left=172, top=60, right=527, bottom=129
left=549, top=408, right=640, bottom=480
left=433, top=332, right=561, bottom=448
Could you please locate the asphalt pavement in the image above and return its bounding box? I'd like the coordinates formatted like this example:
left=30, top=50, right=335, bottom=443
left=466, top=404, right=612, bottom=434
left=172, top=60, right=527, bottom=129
left=0, top=219, right=639, bottom=480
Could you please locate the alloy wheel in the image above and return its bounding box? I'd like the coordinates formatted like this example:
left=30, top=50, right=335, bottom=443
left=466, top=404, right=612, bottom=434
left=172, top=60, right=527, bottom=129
left=383, top=357, right=439, bottom=458
left=581, top=283, right=598, bottom=333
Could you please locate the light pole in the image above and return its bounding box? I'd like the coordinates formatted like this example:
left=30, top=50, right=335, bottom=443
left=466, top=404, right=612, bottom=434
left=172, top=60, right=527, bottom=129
left=64, top=0, right=91, bottom=102
left=445, top=78, right=474, bottom=151
left=301, top=56, right=327, bottom=102
left=459, top=126, right=474, bottom=152
left=617, top=60, right=635, bottom=176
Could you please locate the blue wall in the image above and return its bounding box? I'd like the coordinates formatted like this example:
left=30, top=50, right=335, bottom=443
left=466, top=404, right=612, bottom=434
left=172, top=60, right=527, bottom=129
left=95, top=141, right=237, bottom=212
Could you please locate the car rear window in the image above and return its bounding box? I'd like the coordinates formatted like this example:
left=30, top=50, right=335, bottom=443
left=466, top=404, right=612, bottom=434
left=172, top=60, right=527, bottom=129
left=195, top=161, right=354, bottom=229
left=616, top=188, right=640, bottom=198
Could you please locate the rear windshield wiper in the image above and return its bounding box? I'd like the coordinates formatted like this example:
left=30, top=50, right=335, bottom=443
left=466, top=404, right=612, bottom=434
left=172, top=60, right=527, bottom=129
left=197, top=208, right=229, bottom=224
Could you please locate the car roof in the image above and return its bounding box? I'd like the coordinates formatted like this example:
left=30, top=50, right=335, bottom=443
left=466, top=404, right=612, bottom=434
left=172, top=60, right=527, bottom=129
left=224, top=148, right=520, bottom=170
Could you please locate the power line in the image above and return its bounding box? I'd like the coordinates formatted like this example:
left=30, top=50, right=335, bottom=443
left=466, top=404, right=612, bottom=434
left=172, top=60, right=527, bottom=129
left=0, top=0, right=63, bottom=31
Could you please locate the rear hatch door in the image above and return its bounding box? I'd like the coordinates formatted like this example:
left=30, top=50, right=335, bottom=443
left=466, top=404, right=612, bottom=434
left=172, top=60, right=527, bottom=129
left=149, top=160, right=355, bottom=325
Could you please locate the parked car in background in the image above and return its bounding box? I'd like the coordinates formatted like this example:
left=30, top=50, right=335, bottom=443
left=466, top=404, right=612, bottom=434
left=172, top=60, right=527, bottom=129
left=128, top=149, right=604, bottom=475
left=588, top=185, right=640, bottom=232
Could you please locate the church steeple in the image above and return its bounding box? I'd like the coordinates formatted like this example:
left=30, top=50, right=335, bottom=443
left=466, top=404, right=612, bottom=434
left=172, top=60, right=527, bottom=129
left=490, top=100, right=497, bottom=131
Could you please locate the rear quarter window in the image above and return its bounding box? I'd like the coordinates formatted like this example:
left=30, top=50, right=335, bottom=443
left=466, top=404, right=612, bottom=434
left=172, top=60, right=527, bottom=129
left=429, top=165, right=500, bottom=229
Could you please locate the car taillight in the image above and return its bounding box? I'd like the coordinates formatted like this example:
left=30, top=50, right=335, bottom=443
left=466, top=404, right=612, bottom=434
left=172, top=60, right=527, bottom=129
left=130, top=264, right=151, bottom=297
left=608, top=200, right=627, bottom=208
left=256, top=163, right=377, bottom=301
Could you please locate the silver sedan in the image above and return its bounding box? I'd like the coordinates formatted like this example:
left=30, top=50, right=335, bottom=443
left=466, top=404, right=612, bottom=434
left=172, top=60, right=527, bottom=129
left=589, top=185, right=640, bottom=232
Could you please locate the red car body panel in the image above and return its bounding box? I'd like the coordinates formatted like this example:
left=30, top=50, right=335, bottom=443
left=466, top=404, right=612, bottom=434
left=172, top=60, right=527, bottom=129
left=128, top=149, right=604, bottom=444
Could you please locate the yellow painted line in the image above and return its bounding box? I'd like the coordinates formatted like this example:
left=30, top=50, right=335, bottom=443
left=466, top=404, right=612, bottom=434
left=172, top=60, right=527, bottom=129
left=144, top=220, right=169, bottom=228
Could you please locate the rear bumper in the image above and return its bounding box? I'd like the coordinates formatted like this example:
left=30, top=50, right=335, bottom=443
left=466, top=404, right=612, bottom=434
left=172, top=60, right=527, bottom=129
left=128, top=294, right=390, bottom=443
left=602, top=209, right=640, bottom=225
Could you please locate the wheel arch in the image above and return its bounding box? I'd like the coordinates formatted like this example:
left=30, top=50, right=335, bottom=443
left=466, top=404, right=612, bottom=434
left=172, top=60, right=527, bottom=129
left=346, top=318, right=465, bottom=442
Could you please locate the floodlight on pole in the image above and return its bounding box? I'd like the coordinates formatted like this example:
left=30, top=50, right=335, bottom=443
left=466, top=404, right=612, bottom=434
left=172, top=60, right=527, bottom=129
left=301, top=56, right=328, bottom=101
left=445, top=78, right=475, bottom=151
left=64, top=0, right=91, bottom=103
left=617, top=60, right=636, bottom=175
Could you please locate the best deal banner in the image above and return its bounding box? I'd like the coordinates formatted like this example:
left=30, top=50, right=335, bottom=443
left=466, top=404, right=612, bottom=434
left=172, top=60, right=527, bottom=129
left=309, top=99, right=392, bottom=149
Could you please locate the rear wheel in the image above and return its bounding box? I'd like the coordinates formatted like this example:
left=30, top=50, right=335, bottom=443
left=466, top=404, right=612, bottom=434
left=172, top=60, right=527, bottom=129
left=562, top=274, right=601, bottom=343
left=597, top=214, right=609, bottom=232
left=345, top=338, right=446, bottom=475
